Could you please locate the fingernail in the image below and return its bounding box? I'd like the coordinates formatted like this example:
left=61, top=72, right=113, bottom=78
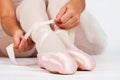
left=54, top=19, right=61, bottom=24
left=57, top=21, right=62, bottom=24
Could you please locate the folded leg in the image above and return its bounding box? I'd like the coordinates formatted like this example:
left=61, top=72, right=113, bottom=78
left=16, top=0, right=77, bottom=74
left=47, top=0, right=106, bottom=55
left=47, top=0, right=96, bottom=70
left=74, top=10, right=106, bottom=55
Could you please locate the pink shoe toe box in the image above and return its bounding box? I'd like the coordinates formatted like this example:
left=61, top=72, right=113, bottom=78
left=37, top=52, right=78, bottom=74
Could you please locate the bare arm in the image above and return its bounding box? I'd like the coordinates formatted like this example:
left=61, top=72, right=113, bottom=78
left=0, top=0, right=22, bottom=36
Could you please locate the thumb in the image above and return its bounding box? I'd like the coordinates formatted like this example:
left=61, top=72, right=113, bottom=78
left=55, top=5, right=67, bottom=23
left=13, top=36, right=21, bottom=49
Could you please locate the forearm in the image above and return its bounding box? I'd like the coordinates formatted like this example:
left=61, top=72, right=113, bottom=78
left=1, top=15, right=22, bottom=36
left=0, top=0, right=23, bottom=36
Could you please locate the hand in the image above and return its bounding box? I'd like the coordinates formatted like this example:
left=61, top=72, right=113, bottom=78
left=12, top=29, right=34, bottom=52
left=54, top=0, right=84, bottom=29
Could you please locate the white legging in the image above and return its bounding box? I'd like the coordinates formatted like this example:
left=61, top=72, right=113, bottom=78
left=0, top=0, right=106, bottom=57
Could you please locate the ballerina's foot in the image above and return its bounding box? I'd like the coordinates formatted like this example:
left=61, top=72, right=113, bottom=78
left=37, top=52, right=78, bottom=74
left=67, top=50, right=96, bottom=71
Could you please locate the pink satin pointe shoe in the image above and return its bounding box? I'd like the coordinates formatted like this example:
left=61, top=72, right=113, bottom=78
left=67, top=50, right=96, bottom=70
left=37, top=52, right=78, bottom=74
left=55, top=29, right=96, bottom=71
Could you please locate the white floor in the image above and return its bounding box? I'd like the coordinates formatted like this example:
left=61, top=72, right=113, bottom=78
left=0, top=0, right=120, bottom=80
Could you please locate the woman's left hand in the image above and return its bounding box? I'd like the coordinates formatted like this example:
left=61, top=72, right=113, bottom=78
left=54, top=0, right=84, bottom=29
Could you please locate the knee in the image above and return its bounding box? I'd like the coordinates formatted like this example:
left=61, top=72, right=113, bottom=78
left=87, top=42, right=106, bottom=55
left=77, top=40, right=106, bottom=55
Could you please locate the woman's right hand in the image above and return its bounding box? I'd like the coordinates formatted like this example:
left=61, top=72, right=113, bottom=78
left=13, top=29, right=35, bottom=52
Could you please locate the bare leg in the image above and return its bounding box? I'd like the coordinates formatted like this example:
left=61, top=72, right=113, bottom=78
left=16, top=0, right=77, bottom=74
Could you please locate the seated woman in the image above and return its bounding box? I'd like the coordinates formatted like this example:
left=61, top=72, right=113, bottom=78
left=0, top=0, right=106, bottom=74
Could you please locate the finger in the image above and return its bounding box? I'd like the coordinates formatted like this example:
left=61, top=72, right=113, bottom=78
left=66, top=16, right=79, bottom=29
left=68, top=19, right=80, bottom=29
left=26, top=37, right=35, bottom=50
left=61, top=9, right=73, bottom=24
left=59, top=15, right=77, bottom=29
left=13, top=36, right=21, bottom=49
left=55, top=6, right=67, bottom=23
left=18, top=37, right=27, bottom=52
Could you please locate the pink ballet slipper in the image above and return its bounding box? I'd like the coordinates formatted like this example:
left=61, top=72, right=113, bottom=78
left=55, top=29, right=96, bottom=71
left=37, top=52, right=78, bottom=74
left=67, top=50, right=96, bottom=70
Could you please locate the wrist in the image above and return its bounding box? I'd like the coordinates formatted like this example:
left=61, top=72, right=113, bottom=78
left=70, top=0, right=85, bottom=13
